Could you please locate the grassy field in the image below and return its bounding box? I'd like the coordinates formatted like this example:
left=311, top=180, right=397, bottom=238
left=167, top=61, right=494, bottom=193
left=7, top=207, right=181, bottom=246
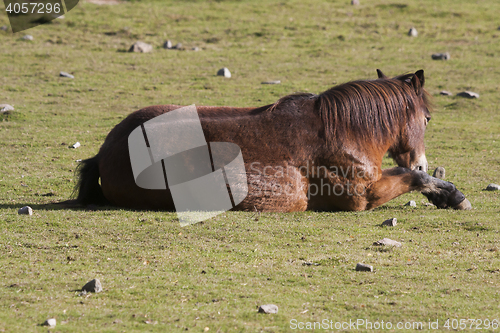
left=1, top=0, right=499, bottom=331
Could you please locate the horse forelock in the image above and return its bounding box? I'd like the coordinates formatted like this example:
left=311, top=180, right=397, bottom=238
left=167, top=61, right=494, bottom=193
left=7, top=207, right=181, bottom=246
left=315, top=78, right=431, bottom=146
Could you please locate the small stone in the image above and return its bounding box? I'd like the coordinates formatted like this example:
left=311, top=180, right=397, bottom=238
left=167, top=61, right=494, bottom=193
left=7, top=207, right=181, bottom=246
left=302, top=261, right=319, bottom=266
left=60, top=71, right=74, bottom=79
left=457, top=91, right=479, bottom=99
left=408, top=27, right=418, bottom=37
left=373, top=238, right=402, bottom=247
left=258, top=304, right=278, bottom=314
left=22, top=35, right=33, bottom=41
left=56, top=15, right=65, bottom=19
left=440, top=90, right=452, bottom=96
left=113, top=319, right=123, bottom=324
left=173, top=43, right=183, bottom=50
left=431, top=52, right=450, bottom=60
left=0, top=25, right=8, bottom=31
left=192, top=47, right=200, bottom=51
left=382, top=218, right=397, bottom=226
left=433, top=166, right=446, bottom=179
left=0, top=104, right=14, bottom=112
left=405, top=200, right=417, bottom=207
left=217, top=67, right=231, bottom=78
left=261, top=80, right=281, bottom=84
left=128, top=41, right=153, bottom=53
left=355, top=263, right=373, bottom=272
left=70, top=142, right=80, bottom=149
left=351, top=0, right=359, bottom=5
left=163, top=40, right=173, bottom=49
left=42, top=318, right=56, bottom=327
left=486, top=183, right=500, bottom=191
left=81, top=278, right=102, bottom=293
left=18, top=206, right=33, bottom=215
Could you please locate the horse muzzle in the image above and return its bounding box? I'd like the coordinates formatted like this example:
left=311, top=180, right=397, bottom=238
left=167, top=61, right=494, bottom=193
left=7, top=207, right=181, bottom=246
left=412, top=154, right=428, bottom=173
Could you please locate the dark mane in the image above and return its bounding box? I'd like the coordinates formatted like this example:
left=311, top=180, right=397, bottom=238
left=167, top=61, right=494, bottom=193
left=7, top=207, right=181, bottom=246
left=267, top=92, right=317, bottom=112
left=315, top=75, right=431, bottom=146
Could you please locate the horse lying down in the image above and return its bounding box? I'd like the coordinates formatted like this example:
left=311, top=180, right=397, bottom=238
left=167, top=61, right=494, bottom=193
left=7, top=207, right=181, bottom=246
left=67, top=69, right=471, bottom=212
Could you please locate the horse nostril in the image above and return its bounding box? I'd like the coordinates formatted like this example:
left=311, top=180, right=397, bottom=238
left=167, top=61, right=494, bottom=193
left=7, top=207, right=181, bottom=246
left=417, top=165, right=422, bottom=171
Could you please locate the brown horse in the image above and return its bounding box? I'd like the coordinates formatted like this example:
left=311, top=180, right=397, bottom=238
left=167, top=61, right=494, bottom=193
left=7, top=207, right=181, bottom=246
left=69, top=69, right=471, bottom=212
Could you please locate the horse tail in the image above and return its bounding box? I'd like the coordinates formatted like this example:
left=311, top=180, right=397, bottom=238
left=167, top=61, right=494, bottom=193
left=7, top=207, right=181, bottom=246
left=74, top=155, right=109, bottom=205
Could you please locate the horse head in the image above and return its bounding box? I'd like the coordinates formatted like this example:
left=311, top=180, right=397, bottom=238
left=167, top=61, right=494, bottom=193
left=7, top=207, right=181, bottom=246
left=380, top=69, right=431, bottom=172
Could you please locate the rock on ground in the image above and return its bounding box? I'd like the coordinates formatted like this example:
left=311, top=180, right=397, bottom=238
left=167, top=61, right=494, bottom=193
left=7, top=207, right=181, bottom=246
left=351, top=0, right=360, bottom=5
left=217, top=67, right=231, bottom=78
left=440, top=91, right=452, bottom=96
left=163, top=40, right=172, bottom=49
left=43, top=318, right=56, bottom=327
left=18, top=206, right=33, bottom=215
left=0, top=104, right=14, bottom=112
left=128, top=41, right=153, bottom=53
left=382, top=218, right=397, bottom=226
left=431, top=52, right=450, bottom=60
left=81, top=278, right=103, bottom=293
left=373, top=238, right=402, bottom=247
left=60, top=71, right=74, bottom=79
left=261, top=80, right=281, bottom=84
left=355, top=263, right=373, bottom=272
left=22, top=35, right=33, bottom=41
left=258, top=304, right=278, bottom=314
left=405, top=200, right=416, bottom=207
left=457, top=91, right=479, bottom=99
left=433, top=166, right=445, bottom=179
left=486, top=183, right=500, bottom=191
left=408, top=27, right=418, bottom=37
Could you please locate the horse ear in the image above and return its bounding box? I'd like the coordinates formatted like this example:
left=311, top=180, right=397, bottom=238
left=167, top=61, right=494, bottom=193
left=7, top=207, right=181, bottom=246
left=376, top=69, right=387, bottom=79
left=410, top=70, right=424, bottom=95
left=414, top=69, right=424, bottom=87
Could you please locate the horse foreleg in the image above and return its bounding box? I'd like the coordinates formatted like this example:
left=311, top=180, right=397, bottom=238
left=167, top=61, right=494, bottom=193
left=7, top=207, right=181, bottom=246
left=365, top=167, right=471, bottom=210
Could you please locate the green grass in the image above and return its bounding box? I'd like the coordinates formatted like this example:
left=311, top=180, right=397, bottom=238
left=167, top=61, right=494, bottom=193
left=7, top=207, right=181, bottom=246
left=1, top=0, right=499, bottom=331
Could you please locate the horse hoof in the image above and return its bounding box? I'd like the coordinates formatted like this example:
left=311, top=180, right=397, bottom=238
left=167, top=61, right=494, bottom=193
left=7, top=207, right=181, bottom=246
left=453, top=198, right=471, bottom=210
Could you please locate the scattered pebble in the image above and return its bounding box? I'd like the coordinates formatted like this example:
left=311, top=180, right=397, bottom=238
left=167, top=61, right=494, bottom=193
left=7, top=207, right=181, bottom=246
left=192, top=47, right=200, bottom=51
left=486, top=183, right=500, bottom=191
left=22, top=35, right=33, bottom=41
left=382, top=218, right=397, bottom=227
left=18, top=206, right=33, bottom=215
left=0, top=104, right=14, bottom=112
left=355, top=263, right=373, bottom=272
left=433, top=166, right=445, bottom=179
left=440, top=90, right=452, bottom=96
left=258, top=304, right=278, bottom=314
left=0, top=25, right=8, bottom=31
left=81, top=278, right=102, bottom=293
left=405, top=200, right=417, bottom=207
left=217, top=67, right=231, bottom=78
left=408, top=27, right=418, bottom=37
left=42, top=318, right=56, bottom=327
left=128, top=41, right=153, bottom=53
left=302, top=261, right=319, bottom=266
left=163, top=40, right=172, bottom=49
left=431, top=52, right=450, bottom=60
left=351, top=0, right=360, bottom=5
left=261, top=80, right=281, bottom=84
left=60, top=71, right=74, bottom=79
left=457, top=91, right=479, bottom=99
left=57, top=15, right=65, bottom=19
left=173, top=43, right=183, bottom=50
left=70, top=142, right=80, bottom=149
left=373, top=238, right=402, bottom=247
